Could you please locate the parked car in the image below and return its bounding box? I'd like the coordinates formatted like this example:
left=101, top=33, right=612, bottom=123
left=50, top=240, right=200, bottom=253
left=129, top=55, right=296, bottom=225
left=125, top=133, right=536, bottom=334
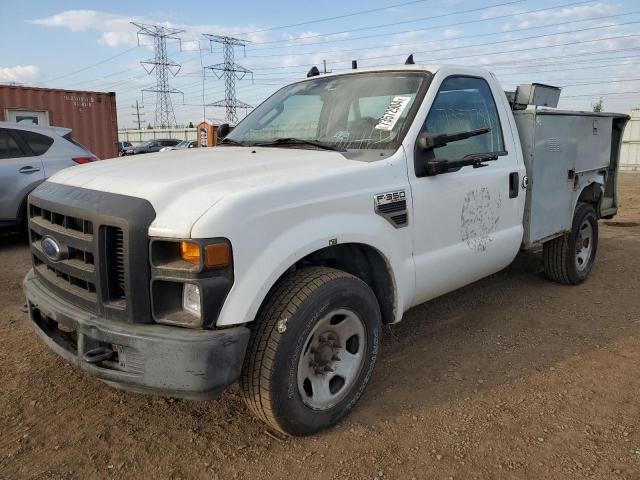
left=118, top=141, right=132, bottom=156
left=160, top=140, right=197, bottom=152
left=122, top=139, right=180, bottom=155
left=0, top=121, right=97, bottom=230
left=23, top=64, right=629, bottom=436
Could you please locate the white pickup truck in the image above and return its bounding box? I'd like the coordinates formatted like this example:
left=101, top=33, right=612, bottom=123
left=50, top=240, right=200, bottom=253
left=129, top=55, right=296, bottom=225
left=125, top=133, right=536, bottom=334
left=24, top=64, right=628, bottom=436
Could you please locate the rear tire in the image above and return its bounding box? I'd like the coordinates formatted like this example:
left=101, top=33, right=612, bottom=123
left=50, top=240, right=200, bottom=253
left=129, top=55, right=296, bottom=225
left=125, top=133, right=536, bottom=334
left=543, top=202, right=598, bottom=285
left=240, top=267, right=381, bottom=436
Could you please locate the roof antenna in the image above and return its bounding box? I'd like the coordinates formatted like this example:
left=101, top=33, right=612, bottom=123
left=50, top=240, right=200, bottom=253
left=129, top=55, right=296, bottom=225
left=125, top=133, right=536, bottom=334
left=307, top=66, right=320, bottom=78
left=405, top=54, right=415, bottom=65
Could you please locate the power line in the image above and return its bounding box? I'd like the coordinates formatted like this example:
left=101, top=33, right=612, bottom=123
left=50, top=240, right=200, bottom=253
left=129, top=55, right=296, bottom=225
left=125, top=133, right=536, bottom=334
left=230, top=0, right=434, bottom=36
left=117, top=42, right=640, bottom=103
left=322, top=20, right=640, bottom=65
left=41, top=46, right=138, bottom=86
left=245, top=11, right=640, bottom=59
left=563, top=90, right=640, bottom=98
left=48, top=0, right=600, bottom=93
left=248, top=31, right=640, bottom=71
left=246, top=0, right=592, bottom=48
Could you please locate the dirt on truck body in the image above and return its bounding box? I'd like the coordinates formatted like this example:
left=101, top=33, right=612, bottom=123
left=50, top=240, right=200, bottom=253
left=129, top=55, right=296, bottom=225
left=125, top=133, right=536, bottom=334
left=1, top=173, right=639, bottom=479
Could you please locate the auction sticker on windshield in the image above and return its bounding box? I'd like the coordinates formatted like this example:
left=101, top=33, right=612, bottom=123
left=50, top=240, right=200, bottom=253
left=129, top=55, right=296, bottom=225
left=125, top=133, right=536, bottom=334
left=375, top=96, right=412, bottom=131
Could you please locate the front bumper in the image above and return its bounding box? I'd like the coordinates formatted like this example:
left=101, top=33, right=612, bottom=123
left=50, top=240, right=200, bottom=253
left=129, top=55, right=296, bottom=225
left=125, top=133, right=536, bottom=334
left=23, top=269, right=250, bottom=400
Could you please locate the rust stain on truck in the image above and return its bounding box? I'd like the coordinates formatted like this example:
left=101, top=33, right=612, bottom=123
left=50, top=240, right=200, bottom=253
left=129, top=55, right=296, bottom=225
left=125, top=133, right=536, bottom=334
left=461, top=188, right=502, bottom=252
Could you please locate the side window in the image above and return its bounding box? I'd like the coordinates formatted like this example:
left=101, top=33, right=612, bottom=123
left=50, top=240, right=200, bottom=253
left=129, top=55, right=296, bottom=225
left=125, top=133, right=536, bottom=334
left=17, top=130, right=54, bottom=156
left=423, top=76, right=504, bottom=160
left=0, top=129, right=27, bottom=159
left=63, top=132, right=89, bottom=151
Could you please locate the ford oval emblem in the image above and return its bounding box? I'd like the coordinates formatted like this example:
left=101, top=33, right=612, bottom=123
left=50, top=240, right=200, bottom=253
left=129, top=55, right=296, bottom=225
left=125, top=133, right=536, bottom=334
left=42, top=236, right=63, bottom=261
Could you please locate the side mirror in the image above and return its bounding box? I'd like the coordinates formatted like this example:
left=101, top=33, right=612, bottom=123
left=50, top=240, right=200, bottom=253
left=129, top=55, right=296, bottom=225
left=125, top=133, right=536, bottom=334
left=414, top=132, right=440, bottom=177
left=217, top=123, right=230, bottom=142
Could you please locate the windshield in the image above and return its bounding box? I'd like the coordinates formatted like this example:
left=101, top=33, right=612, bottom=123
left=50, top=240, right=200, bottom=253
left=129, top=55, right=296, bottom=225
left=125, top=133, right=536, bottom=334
left=226, top=71, right=430, bottom=156
left=176, top=140, right=189, bottom=148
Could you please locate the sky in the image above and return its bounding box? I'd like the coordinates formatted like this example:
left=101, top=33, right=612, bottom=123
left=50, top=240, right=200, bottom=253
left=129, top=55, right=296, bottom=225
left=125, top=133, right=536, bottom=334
left=2, top=0, right=640, bottom=128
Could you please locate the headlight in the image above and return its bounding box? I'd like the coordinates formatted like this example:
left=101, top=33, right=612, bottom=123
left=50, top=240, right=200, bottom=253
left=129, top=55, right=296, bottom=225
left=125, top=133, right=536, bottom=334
left=182, top=283, right=201, bottom=317
left=150, top=238, right=234, bottom=328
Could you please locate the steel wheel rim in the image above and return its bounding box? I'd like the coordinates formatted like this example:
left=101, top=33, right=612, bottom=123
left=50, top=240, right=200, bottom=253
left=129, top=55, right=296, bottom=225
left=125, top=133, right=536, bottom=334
left=575, top=219, right=593, bottom=271
left=297, top=308, right=367, bottom=411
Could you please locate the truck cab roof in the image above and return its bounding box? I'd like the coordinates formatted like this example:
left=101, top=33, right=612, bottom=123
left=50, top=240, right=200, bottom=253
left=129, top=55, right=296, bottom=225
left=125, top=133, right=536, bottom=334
left=297, top=64, right=492, bottom=82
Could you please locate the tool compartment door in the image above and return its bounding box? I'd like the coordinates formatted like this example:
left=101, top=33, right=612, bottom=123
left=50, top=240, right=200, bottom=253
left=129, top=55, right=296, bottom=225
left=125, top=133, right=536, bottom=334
left=517, top=111, right=612, bottom=245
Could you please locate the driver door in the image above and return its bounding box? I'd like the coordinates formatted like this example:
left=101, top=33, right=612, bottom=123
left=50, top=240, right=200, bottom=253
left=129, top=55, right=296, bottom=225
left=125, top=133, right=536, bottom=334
left=408, top=75, right=525, bottom=306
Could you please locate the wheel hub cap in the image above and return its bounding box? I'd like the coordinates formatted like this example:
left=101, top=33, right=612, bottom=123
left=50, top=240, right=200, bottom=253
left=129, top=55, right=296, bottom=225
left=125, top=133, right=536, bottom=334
left=575, top=219, right=593, bottom=271
left=297, top=308, right=366, bottom=410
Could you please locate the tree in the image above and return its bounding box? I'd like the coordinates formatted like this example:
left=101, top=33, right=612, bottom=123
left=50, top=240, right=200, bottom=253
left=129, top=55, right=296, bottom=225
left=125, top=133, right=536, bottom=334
left=146, top=123, right=153, bottom=129
left=592, top=97, right=604, bottom=112
left=188, top=121, right=194, bottom=128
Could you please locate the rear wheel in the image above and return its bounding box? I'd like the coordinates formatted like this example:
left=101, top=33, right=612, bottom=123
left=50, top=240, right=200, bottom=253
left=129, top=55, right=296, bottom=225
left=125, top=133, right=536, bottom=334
left=240, top=267, right=381, bottom=436
left=543, top=202, right=598, bottom=285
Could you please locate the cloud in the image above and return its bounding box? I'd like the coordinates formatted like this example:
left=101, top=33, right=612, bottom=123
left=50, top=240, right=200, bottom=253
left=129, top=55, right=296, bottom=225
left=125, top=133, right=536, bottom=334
left=444, top=28, right=461, bottom=39
left=29, top=10, right=274, bottom=49
left=505, top=3, right=617, bottom=29
left=0, top=65, right=40, bottom=84
left=30, top=10, right=139, bottom=47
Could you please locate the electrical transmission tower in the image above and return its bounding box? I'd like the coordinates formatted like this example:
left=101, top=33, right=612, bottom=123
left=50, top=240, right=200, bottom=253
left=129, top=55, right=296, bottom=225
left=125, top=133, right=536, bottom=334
left=132, top=22, right=184, bottom=128
left=203, top=35, right=253, bottom=124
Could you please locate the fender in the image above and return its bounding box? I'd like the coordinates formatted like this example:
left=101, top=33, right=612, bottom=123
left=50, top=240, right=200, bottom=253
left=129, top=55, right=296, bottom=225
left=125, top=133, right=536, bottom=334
left=214, top=212, right=415, bottom=326
left=572, top=173, right=605, bottom=215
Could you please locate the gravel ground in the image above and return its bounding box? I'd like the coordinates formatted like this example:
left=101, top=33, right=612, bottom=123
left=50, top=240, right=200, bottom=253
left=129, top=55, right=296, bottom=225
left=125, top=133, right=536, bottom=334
left=1, top=173, right=639, bottom=480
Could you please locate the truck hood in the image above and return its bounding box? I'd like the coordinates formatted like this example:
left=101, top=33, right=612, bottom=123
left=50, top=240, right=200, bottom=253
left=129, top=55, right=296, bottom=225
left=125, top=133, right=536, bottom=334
left=48, top=147, right=361, bottom=238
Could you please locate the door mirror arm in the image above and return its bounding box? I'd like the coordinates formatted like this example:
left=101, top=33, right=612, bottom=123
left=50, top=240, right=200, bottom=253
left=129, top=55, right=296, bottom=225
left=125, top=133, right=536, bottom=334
left=424, top=152, right=503, bottom=176
left=414, top=127, right=500, bottom=177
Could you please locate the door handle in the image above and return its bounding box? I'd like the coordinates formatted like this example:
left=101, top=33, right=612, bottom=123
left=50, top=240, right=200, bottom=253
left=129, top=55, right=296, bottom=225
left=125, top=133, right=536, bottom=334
left=509, top=172, right=519, bottom=198
left=19, top=166, right=41, bottom=174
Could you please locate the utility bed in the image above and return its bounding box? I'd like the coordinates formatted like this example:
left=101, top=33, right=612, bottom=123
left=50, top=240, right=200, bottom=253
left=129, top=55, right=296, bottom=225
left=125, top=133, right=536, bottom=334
left=513, top=109, right=629, bottom=248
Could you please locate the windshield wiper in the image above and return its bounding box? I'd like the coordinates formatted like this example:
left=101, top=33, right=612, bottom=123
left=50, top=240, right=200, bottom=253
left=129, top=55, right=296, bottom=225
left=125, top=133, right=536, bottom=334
left=220, top=137, right=246, bottom=146
left=253, top=138, right=345, bottom=152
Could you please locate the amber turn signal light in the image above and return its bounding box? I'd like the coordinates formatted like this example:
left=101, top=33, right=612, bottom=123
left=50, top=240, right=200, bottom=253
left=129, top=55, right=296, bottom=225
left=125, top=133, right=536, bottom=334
left=180, top=241, right=200, bottom=265
left=205, top=243, right=231, bottom=268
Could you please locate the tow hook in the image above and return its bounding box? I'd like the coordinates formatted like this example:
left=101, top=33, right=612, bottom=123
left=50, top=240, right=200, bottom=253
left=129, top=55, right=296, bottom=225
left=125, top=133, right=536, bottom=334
left=83, top=346, right=115, bottom=364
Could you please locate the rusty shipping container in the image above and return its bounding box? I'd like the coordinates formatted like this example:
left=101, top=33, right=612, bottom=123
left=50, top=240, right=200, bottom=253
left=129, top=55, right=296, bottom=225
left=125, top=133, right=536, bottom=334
left=0, top=85, right=118, bottom=159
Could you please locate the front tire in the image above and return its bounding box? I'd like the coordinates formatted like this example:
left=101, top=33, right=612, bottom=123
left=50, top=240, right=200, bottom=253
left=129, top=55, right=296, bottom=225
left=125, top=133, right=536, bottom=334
left=543, top=202, right=598, bottom=285
left=240, top=267, right=381, bottom=436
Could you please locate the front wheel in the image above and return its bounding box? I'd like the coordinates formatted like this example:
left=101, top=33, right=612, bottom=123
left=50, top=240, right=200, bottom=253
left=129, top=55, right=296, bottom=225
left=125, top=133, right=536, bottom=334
left=543, top=202, right=598, bottom=285
left=240, top=267, right=381, bottom=436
